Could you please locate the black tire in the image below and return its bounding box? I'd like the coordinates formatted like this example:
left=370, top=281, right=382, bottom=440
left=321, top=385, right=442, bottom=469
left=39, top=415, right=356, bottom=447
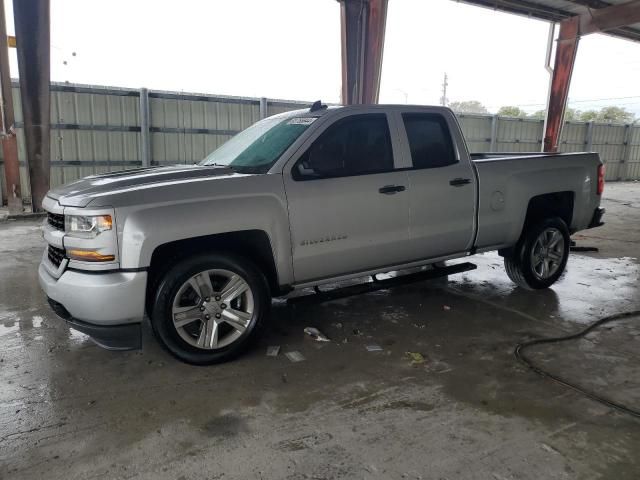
left=150, top=252, right=270, bottom=365
left=503, top=217, right=570, bottom=290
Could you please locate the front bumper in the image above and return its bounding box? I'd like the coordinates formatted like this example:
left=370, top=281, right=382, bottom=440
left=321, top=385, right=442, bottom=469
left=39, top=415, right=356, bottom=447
left=39, top=256, right=147, bottom=350
left=47, top=297, right=142, bottom=350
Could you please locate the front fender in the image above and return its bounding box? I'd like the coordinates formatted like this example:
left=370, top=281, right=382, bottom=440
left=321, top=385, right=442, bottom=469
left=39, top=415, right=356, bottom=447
left=115, top=193, right=293, bottom=285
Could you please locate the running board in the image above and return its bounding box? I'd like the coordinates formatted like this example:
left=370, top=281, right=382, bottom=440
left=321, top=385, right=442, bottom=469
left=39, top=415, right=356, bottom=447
left=287, top=262, right=477, bottom=306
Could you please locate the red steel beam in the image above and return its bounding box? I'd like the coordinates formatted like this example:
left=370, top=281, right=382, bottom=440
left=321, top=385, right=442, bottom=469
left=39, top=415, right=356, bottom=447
left=543, top=17, right=579, bottom=152
left=339, top=0, right=389, bottom=104
left=543, top=0, right=640, bottom=152
left=579, top=0, right=640, bottom=35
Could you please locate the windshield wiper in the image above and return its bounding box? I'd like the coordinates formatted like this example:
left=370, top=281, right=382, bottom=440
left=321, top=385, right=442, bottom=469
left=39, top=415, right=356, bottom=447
left=228, top=165, right=266, bottom=174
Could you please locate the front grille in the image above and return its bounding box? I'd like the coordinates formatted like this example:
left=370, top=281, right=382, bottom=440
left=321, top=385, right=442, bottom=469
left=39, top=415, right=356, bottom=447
left=47, top=212, right=65, bottom=231
left=47, top=245, right=66, bottom=268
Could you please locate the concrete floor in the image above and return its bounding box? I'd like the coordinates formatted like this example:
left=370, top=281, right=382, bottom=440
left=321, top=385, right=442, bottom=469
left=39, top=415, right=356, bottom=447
left=1, top=183, right=639, bottom=480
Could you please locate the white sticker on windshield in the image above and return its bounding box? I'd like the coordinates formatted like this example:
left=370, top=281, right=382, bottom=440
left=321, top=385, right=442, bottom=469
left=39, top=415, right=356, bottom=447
left=287, top=117, right=317, bottom=125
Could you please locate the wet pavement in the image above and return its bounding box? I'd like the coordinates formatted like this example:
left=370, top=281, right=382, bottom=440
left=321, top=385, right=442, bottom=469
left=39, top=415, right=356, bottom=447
left=1, top=182, right=639, bottom=480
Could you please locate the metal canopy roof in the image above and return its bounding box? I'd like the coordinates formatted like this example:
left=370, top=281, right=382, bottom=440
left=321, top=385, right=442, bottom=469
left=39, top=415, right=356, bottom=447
left=458, top=0, right=640, bottom=43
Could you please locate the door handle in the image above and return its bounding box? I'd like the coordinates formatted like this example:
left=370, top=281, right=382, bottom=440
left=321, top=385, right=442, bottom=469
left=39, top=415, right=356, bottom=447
left=379, top=185, right=406, bottom=195
left=449, top=178, right=471, bottom=187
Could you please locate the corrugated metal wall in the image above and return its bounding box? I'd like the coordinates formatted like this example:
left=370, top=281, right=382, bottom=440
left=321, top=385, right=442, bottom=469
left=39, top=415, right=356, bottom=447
left=2, top=82, right=639, bottom=200
left=457, top=114, right=640, bottom=181
left=0, top=83, right=311, bottom=199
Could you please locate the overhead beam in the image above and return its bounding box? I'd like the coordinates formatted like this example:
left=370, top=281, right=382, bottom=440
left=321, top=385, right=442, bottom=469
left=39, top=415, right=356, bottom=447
left=457, top=0, right=640, bottom=43
left=339, top=0, right=389, bottom=105
left=579, top=0, right=640, bottom=36
left=568, top=0, right=616, bottom=8
left=13, top=0, right=51, bottom=212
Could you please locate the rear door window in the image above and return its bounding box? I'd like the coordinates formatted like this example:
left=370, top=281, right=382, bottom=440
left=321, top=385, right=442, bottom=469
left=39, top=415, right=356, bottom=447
left=402, top=113, right=457, bottom=169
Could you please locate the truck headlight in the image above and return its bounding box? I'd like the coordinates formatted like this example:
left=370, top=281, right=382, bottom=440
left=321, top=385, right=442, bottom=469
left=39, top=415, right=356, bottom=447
left=65, top=214, right=112, bottom=238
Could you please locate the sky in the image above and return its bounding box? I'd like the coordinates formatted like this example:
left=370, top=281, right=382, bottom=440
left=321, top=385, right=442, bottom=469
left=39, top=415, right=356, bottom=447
left=4, top=0, right=640, bottom=115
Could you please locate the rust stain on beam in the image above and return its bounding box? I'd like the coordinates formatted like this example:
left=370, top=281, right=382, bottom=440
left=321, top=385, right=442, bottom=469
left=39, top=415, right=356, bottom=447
left=339, top=0, right=388, bottom=105
left=543, top=17, right=580, bottom=153
left=543, top=1, right=640, bottom=152
left=14, top=0, right=51, bottom=212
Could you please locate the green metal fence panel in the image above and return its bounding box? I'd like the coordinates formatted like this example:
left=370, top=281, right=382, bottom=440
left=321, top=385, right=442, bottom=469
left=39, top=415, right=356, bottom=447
left=2, top=82, right=639, bottom=203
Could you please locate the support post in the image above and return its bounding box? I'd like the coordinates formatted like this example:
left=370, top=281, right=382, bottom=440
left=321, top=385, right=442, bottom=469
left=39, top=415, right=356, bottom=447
left=0, top=0, right=21, bottom=212
left=259, top=97, right=268, bottom=119
left=339, top=0, right=388, bottom=105
left=541, top=1, right=640, bottom=153
left=541, top=22, right=555, bottom=152
left=585, top=121, right=594, bottom=151
left=620, top=124, right=632, bottom=181
left=139, top=88, right=151, bottom=167
left=543, top=17, right=579, bottom=153
left=490, top=115, right=498, bottom=152
left=14, top=0, right=51, bottom=211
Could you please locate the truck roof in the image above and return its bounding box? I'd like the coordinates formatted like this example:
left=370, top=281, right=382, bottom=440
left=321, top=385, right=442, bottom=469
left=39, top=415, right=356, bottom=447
left=278, top=103, right=453, bottom=120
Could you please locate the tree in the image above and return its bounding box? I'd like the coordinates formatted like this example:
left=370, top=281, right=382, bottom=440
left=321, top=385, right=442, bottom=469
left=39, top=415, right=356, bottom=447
left=596, top=106, right=635, bottom=124
left=530, top=109, right=546, bottom=120
left=448, top=100, right=488, bottom=115
left=526, top=106, right=636, bottom=123
left=579, top=110, right=599, bottom=122
left=564, top=108, right=580, bottom=121
left=529, top=107, right=579, bottom=121
left=497, top=106, right=527, bottom=118
left=577, top=106, right=635, bottom=123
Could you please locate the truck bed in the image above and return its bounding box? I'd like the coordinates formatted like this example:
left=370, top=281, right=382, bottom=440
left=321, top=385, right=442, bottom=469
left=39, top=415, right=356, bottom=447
left=471, top=152, right=566, bottom=161
left=470, top=151, right=602, bottom=251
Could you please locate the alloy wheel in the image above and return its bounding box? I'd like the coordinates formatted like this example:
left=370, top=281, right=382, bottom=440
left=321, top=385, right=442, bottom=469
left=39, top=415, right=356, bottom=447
left=530, top=227, right=565, bottom=280
left=171, top=269, right=254, bottom=350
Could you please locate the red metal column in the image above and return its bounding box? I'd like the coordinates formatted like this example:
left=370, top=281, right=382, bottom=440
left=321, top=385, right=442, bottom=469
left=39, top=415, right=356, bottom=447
left=543, top=17, right=579, bottom=153
left=339, top=0, right=388, bottom=105
left=13, top=0, right=51, bottom=211
left=0, top=0, right=21, bottom=212
left=542, top=1, right=640, bottom=153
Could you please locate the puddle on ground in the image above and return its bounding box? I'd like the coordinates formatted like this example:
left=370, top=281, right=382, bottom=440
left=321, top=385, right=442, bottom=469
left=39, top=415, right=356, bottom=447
left=0, top=320, right=18, bottom=336
left=447, top=253, right=640, bottom=325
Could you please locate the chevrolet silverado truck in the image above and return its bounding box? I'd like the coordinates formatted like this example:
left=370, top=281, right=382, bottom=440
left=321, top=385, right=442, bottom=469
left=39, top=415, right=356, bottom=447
left=38, top=103, right=605, bottom=364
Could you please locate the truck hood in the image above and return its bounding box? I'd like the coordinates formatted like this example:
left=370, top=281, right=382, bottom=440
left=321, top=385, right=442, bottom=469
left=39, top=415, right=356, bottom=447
left=48, top=164, right=238, bottom=208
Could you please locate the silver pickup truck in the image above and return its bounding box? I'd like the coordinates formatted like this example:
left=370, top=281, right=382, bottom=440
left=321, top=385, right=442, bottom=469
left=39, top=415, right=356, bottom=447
left=38, top=104, right=605, bottom=364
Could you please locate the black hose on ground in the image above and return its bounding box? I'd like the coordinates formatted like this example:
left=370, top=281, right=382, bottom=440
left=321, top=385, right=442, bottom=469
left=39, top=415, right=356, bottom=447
left=514, top=310, right=640, bottom=419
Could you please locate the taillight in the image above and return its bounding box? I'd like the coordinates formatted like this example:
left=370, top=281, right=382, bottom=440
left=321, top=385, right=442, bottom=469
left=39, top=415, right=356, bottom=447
left=597, top=164, right=605, bottom=195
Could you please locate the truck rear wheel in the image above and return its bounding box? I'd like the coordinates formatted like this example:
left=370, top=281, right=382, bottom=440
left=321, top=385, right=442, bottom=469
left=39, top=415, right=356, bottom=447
left=504, top=217, right=570, bottom=290
left=150, top=253, right=270, bottom=365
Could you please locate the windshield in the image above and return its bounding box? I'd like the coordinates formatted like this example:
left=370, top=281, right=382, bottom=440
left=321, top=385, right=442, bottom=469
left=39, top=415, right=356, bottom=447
left=200, top=115, right=316, bottom=173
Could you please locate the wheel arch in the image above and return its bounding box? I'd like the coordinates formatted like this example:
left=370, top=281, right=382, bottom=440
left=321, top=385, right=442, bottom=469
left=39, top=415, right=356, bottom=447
left=499, top=191, right=574, bottom=257
left=523, top=191, right=575, bottom=230
left=146, top=230, right=281, bottom=314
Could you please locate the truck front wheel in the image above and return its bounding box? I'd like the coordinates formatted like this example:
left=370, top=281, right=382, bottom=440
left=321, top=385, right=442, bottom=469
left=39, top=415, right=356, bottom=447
left=150, top=253, right=270, bottom=365
left=504, top=217, right=570, bottom=290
